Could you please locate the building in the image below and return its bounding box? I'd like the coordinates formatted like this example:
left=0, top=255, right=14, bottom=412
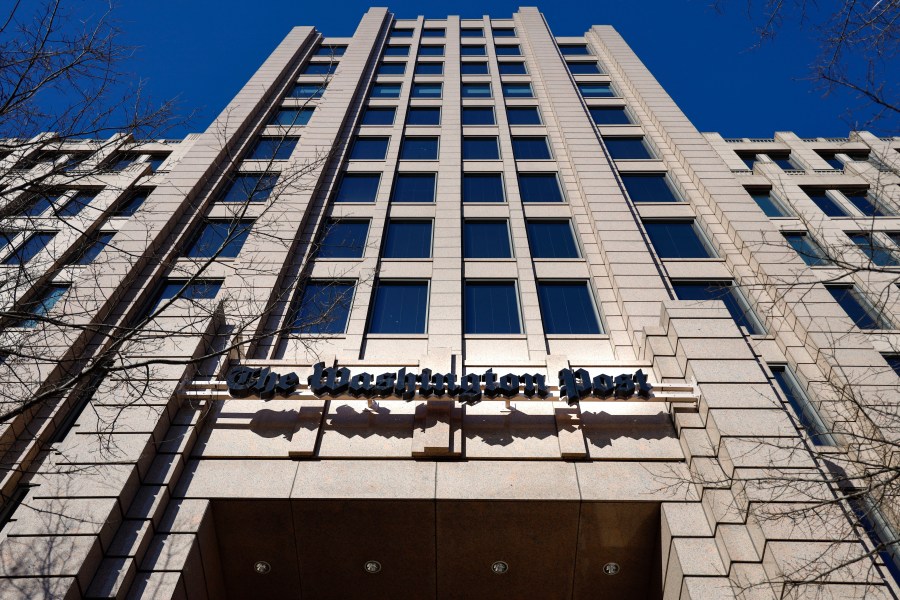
left=0, top=5, right=899, bottom=599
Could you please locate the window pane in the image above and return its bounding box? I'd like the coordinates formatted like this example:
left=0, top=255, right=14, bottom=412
left=269, top=107, right=314, bottom=126
left=400, top=137, right=439, bottom=160
left=784, top=233, right=830, bottom=266
left=816, top=152, right=844, bottom=170
left=462, top=107, right=495, bottom=125
left=17, top=284, right=69, bottom=328
left=493, top=28, right=516, bottom=37
left=335, top=174, right=380, bottom=203
left=589, top=107, right=631, bottom=125
left=537, top=281, right=602, bottom=334
left=604, top=137, right=653, bottom=160
left=419, top=45, right=444, bottom=56
left=766, top=154, right=796, bottom=170
left=369, top=281, right=428, bottom=333
left=377, top=63, right=405, bottom=76
left=461, top=83, right=491, bottom=98
left=498, top=62, right=527, bottom=74
left=464, top=221, right=512, bottom=258
left=673, top=282, right=762, bottom=334
left=291, top=282, right=354, bottom=334
left=350, top=137, right=390, bottom=160
left=422, top=28, right=445, bottom=37
left=21, top=192, right=59, bottom=216
left=750, top=192, right=789, bottom=217
left=70, top=232, right=115, bottom=265
left=150, top=280, right=223, bottom=315
left=463, top=136, right=500, bottom=160
left=461, top=45, right=486, bottom=55
left=460, top=28, right=483, bottom=37
left=578, top=83, right=614, bottom=97
left=57, top=191, right=96, bottom=218
left=567, top=62, right=602, bottom=74
left=644, top=222, right=713, bottom=259
left=770, top=365, right=834, bottom=446
left=512, top=137, right=551, bottom=160
left=407, top=107, right=441, bottom=125
left=371, top=84, right=401, bottom=98
left=114, top=190, right=149, bottom=216
left=184, top=220, right=253, bottom=258
left=3, top=233, right=56, bottom=265
left=560, top=44, right=591, bottom=55
left=465, top=281, right=520, bottom=334
left=391, top=28, right=413, bottom=37
left=806, top=191, right=848, bottom=217
left=290, top=84, right=325, bottom=98
left=315, top=45, right=346, bottom=56
left=518, top=173, right=563, bottom=203
left=845, top=191, right=891, bottom=217
left=502, top=83, right=533, bottom=98
left=303, top=63, right=338, bottom=75
left=495, top=45, right=521, bottom=56
left=885, top=354, right=900, bottom=376
left=384, top=45, right=409, bottom=56
left=317, top=220, right=368, bottom=258
left=106, top=154, right=136, bottom=171
left=463, top=173, right=505, bottom=203
left=412, top=83, right=442, bottom=98
left=506, top=107, right=541, bottom=125
left=826, top=286, right=886, bottom=329
left=415, top=62, right=443, bottom=75
left=246, top=137, right=299, bottom=161
left=220, top=174, right=278, bottom=203
left=460, top=62, right=489, bottom=75
left=392, top=173, right=436, bottom=203
left=361, top=107, right=396, bottom=126
left=621, top=174, right=680, bottom=203
left=383, top=221, right=432, bottom=258
left=849, top=233, right=899, bottom=266
left=526, top=221, right=579, bottom=258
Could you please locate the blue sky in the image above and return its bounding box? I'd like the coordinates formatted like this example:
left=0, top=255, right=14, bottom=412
left=108, top=0, right=896, bottom=138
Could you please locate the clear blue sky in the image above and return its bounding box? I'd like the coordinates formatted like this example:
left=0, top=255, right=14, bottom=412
left=110, top=0, right=896, bottom=138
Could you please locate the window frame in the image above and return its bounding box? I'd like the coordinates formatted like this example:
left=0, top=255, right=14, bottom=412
left=462, top=173, right=506, bottom=203
left=367, top=279, right=430, bottom=335
left=382, top=219, right=434, bottom=259
left=463, top=219, right=514, bottom=259
left=463, top=279, right=523, bottom=335
left=511, top=136, right=553, bottom=160
left=316, top=219, right=370, bottom=259
left=517, top=172, right=565, bottom=203
left=399, top=136, right=440, bottom=161
left=526, top=219, right=581, bottom=259
left=462, top=136, right=501, bottom=161
left=333, top=173, right=381, bottom=204
left=536, top=280, right=604, bottom=335
left=289, top=280, right=356, bottom=335
left=642, top=220, right=717, bottom=260
left=391, top=173, right=438, bottom=203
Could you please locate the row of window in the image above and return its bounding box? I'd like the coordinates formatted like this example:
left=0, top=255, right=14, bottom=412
left=12, top=150, right=169, bottom=174
left=750, top=187, right=894, bottom=218
left=292, top=81, right=617, bottom=101
left=738, top=150, right=887, bottom=172
left=9, top=188, right=148, bottom=221
left=317, top=37, right=593, bottom=58
left=389, top=27, right=520, bottom=39
left=784, top=231, right=900, bottom=267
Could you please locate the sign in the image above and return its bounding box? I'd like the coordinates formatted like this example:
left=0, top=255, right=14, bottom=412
left=226, top=363, right=652, bottom=406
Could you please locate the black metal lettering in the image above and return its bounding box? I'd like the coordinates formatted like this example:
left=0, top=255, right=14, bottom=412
left=394, top=367, right=418, bottom=400
left=498, top=373, right=519, bottom=398
left=520, top=373, right=549, bottom=398
left=226, top=366, right=258, bottom=398
left=633, top=369, right=652, bottom=398
left=614, top=373, right=635, bottom=398
left=348, top=372, right=374, bottom=398
left=559, top=368, right=591, bottom=406
left=483, top=369, right=500, bottom=398
left=459, top=373, right=482, bottom=405
left=374, top=372, right=396, bottom=397
left=592, top=373, right=615, bottom=398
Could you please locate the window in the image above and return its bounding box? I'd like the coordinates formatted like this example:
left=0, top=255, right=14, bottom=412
left=462, top=173, right=505, bottom=203
left=183, top=220, right=253, bottom=259
left=461, top=82, right=491, bottom=98
left=621, top=174, right=680, bottom=203
left=289, top=83, right=326, bottom=98
left=461, top=45, right=486, bottom=56
left=57, top=191, right=96, bottom=218
left=806, top=191, right=849, bottom=217
left=783, top=232, right=829, bottom=266
left=146, top=154, right=168, bottom=172
left=512, top=137, right=551, bottom=160
left=303, top=63, right=338, bottom=75
left=219, top=174, right=278, bottom=203
left=371, top=84, right=402, bottom=98
left=604, top=137, right=654, bottom=160
left=69, top=231, right=115, bottom=265
left=890, top=232, right=900, bottom=249
left=415, top=62, right=443, bottom=75
left=317, top=220, right=369, bottom=258
left=848, top=233, right=899, bottom=267
left=460, top=28, right=484, bottom=37
left=113, top=189, right=150, bottom=216
left=246, top=137, right=299, bottom=161
left=770, top=364, right=835, bottom=446
left=493, top=27, right=516, bottom=37
left=537, top=281, right=602, bottom=334
left=885, top=354, right=900, bottom=377
left=315, top=45, right=346, bottom=57
left=290, top=281, right=354, bottom=334
left=400, top=136, right=439, bottom=160
left=106, top=154, right=136, bottom=171
left=462, top=107, right=495, bottom=125
left=518, top=173, right=564, bottom=203
left=3, top=232, right=56, bottom=265
left=815, top=152, right=844, bottom=170
left=361, top=107, right=395, bottom=126
left=146, top=279, right=223, bottom=317
left=269, top=108, right=315, bottom=127
left=377, top=63, right=406, bottom=76
left=391, top=28, right=414, bottom=37
left=825, top=285, right=889, bottom=330
left=460, top=62, right=489, bottom=75
left=644, top=221, right=714, bottom=259
left=764, top=154, right=797, bottom=170
left=749, top=190, right=790, bottom=217
left=560, top=44, right=591, bottom=55
left=502, top=83, right=533, bottom=98
left=463, top=136, right=500, bottom=160
left=527, top=220, right=579, bottom=258
left=495, top=45, right=521, bottom=56
left=844, top=190, right=892, bottom=217
left=498, top=62, right=527, bottom=75
left=589, top=107, right=632, bottom=125
left=506, top=107, right=541, bottom=125
left=567, top=62, right=602, bottom=74
left=464, top=221, right=512, bottom=258
left=412, top=83, right=442, bottom=98
left=61, top=153, right=89, bottom=172
left=847, top=495, right=900, bottom=584
left=465, top=281, right=521, bottom=334
left=334, top=173, right=380, bottom=203
left=383, top=221, right=432, bottom=258
left=422, top=28, right=445, bottom=37
left=15, top=284, right=69, bottom=328
left=673, top=282, right=763, bottom=334
left=578, top=83, right=614, bottom=98
left=19, top=192, right=59, bottom=217
left=391, top=173, right=436, bottom=203
left=384, top=45, right=410, bottom=56
left=419, top=45, right=444, bottom=56
left=350, top=137, right=390, bottom=160
left=737, top=153, right=757, bottom=169
left=407, top=107, right=441, bottom=125
left=368, top=281, right=428, bottom=334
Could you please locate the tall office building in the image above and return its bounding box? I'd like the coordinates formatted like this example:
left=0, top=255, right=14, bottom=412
left=0, top=6, right=899, bottom=599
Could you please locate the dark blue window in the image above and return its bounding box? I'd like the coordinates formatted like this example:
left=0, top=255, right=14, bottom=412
left=495, top=45, right=521, bottom=56
left=461, top=45, right=486, bottom=56
left=605, top=137, right=653, bottom=160
left=335, top=174, right=380, bottom=203
left=567, top=62, right=602, bottom=74
left=885, top=355, right=900, bottom=376
left=462, top=107, right=495, bottom=125
left=816, top=153, right=844, bottom=170
left=849, top=233, right=899, bottom=266
left=502, top=83, right=533, bottom=98
left=806, top=191, right=848, bottom=217
left=371, top=83, right=402, bottom=98
left=673, top=282, right=762, bottom=334
left=290, top=84, right=325, bottom=98
left=465, top=281, right=520, bottom=334
left=578, top=83, right=614, bottom=98
left=383, top=221, right=432, bottom=258
left=368, top=281, right=428, bottom=333
left=70, top=232, right=115, bottom=265
left=361, top=107, right=396, bottom=126
left=377, top=63, right=406, bottom=76
left=391, top=28, right=413, bottom=37
left=589, top=107, right=631, bottom=125
left=419, top=45, right=444, bottom=56
left=847, top=495, right=900, bottom=584
left=784, top=232, right=830, bottom=266
left=315, top=45, right=346, bottom=57
left=184, top=220, right=253, bottom=259
left=400, top=137, right=439, bottom=160
left=3, top=232, right=55, bottom=265
left=246, top=137, right=299, bottom=161
left=493, top=28, right=516, bottom=37
left=350, top=137, right=390, bottom=160
left=422, top=28, right=445, bottom=37
left=317, top=220, right=369, bottom=258
left=644, top=222, right=714, bottom=259
left=498, top=62, right=527, bottom=75
left=766, top=154, right=796, bottom=170
left=526, top=221, right=579, bottom=258
left=460, top=62, right=489, bottom=75
left=750, top=191, right=789, bottom=217
left=146, top=154, right=168, bottom=172
left=537, top=281, right=602, bottom=334
left=21, top=192, right=59, bottom=217
left=464, top=221, right=511, bottom=258
left=738, top=154, right=757, bottom=169
left=827, top=285, right=888, bottom=329
left=114, top=190, right=149, bottom=216
left=106, top=154, right=136, bottom=171
left=512, top=137, right=551, bottom=160
left=621, top=174, right=680, bottom=203
left=392, top=173, right=436, bottom=203
left=461, top=28, right=483, bottom=37
left=412, top=83, right=442, bottom=98
left=291, top=281, right=354, bottom=334
left=303, top=63, right=338, bottom=75
left=560, top=44, right=591, bottom=55
left=269, top=107, right=314, bottom=126
left=220, top=174, right=279, bottom=203
left=463, top=137, right=500, bottom=160
left=770, top=365, right=834, bottom=446
left=58, top=191, right=96, bottom=218
left=463, top=173, right=504, bottom=203
left=506, top=107, right=541, bottom=125
left=16, top=284, right=69, bottom=328
left=518, top=173, right=563, bottom=203
left=407, top=107, right=440, bottom=125
left=461, top=83, right=491, bottom=98
left=845, top=191, right=891, bottom=217
left=149, top=279, right=223, bottom=316
left=384, top=46, right=409, bottom=56
left=415, top=62, right=443, bottom=75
